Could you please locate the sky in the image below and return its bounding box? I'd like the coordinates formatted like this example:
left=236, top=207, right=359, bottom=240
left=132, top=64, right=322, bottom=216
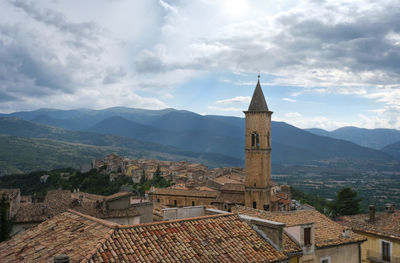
left=1, top=0, right=400, bottom=130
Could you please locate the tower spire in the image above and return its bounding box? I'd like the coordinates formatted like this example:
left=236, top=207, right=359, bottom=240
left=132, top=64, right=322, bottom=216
left=247, top=75, right=269, bottom=112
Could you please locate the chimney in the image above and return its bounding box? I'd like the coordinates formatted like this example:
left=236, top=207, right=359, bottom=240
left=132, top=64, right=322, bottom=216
left=369, top=205, right=375, bottom=221
left=342, top=229, right=350, bottom=238
left=54, top=254, right=70, bottom=263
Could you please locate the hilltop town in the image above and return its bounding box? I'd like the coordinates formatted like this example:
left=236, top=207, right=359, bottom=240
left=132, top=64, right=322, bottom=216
left=1, top=79, right=399, bottom=263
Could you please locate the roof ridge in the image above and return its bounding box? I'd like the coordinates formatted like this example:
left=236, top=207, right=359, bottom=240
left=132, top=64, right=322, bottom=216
left=118, top=212, right=235, bottom=229
left=67, top=209, right=121, bottom=229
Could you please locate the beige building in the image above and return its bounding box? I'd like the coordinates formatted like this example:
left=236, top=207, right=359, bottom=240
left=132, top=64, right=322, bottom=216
left=340, top=204, right=400, bottom=262
left=148, top=188, right=218, bottom=207
left=234, top=205, right=366, bottom=263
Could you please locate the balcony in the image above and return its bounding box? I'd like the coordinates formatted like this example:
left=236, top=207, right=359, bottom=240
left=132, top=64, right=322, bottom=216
left=367, top=250, right=400, bottom=263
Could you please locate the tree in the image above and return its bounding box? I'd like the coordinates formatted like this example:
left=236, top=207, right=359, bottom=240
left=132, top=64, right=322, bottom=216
left=139, top=169, right=147, bottom=185
left=0, top=194, right=13, bottom=242
left=333, top=187, right=361, bottom=216
left=153, top=164, right=162, bottom=184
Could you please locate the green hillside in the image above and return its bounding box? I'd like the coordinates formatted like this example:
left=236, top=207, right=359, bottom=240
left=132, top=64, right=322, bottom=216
left=0, top=134, right=242, bottom=175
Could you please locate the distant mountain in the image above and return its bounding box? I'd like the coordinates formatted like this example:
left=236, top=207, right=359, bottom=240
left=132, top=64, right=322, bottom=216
left=0, top=118, right=243, bottom=173
left=2, top=107, right=177, bottom=131
left=381, top=141, right=400, bottom=160
left=0, top=107, right=394, bottom=169
left=306, top=128, right=331, bottom=137
left=87, top=116, right=243, bottom=159
left=306, top=126, right=400, bottom=150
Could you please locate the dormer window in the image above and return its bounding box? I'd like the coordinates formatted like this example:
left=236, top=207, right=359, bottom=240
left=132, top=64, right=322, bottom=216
left=251, top=132, right=260, bottom=147
left=304, top=227, right=311, bottom=246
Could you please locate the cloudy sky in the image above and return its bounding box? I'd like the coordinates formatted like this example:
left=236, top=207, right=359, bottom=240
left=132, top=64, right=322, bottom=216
left=1, top=0, right=400, bottom=130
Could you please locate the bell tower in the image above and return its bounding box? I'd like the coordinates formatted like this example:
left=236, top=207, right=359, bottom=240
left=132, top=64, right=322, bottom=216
left=244, top=75, right=272, bottom=210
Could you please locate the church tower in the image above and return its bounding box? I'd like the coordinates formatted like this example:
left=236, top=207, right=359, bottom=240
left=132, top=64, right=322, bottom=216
left=244, top=76, right=272, bottom=210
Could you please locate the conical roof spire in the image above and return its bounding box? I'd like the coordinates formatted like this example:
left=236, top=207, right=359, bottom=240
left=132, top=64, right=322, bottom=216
left=247, top=75, right=269, bottom=112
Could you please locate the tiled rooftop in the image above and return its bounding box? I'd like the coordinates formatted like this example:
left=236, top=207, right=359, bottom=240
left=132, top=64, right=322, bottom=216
left=1, top=210, right=288, bottom=263
left=0, top=210, right=114, bottom=263
left=233, top=206, right=366, bottom=248
left=151, top=188, right=219, bottom=198
left=340, top=210, right=400, bottom=240
left=282, top=233, right=302, bottom=255
left=14, top=190, right=139, bottom=224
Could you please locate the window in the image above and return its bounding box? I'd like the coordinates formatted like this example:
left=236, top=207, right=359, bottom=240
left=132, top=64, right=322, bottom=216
left=304, top=227, right=311, bottom=246
left=192, top=201, right=195, bottom=206
left=174, top=200, right=177, bottom=207
left=320, top=257, right=330, bottom=263
left=156, top=199, right=160, bottom=203
left=253, top=201, right=257, bottom=209
left=382, top=240, right=391, bottom=262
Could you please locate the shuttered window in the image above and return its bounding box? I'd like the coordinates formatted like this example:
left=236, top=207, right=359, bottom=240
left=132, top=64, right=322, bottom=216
left=382, top=241, right=391, bottom=261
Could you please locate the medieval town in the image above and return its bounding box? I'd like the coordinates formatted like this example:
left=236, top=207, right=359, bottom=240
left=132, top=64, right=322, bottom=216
left=1, top=78, right=398, bottom=263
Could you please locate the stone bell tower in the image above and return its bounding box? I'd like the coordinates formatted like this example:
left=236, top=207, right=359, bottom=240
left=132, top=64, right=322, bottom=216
left=244, top=76, right=272, bottom=210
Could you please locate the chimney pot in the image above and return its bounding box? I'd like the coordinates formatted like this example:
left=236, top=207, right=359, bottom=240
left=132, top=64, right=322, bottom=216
left=369, top=205, right=375, bottom=221
left=54, top=254, right=70, bottom=263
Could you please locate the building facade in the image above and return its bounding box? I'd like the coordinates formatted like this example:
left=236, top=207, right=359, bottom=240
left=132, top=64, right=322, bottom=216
left=340, top=204, right=400, bottom=262
left=244, top=76, right=273, bottom=210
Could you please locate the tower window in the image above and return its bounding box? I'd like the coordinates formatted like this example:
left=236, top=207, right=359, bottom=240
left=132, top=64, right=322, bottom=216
left=192, top=201, right=195, bottom=206
left=174, top=200, right=177, bottom=207
left=251, top=132, right=260, bottom=147
left=253, top=201, right=257, bottom=209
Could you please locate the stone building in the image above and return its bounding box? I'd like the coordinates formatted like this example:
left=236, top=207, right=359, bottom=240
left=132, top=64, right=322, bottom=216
left=7, top=189, right=151, bottom=235
left=149, top=188, right=218, bottom=207
left=148, top=77, right=290, bottom=212
left=244, top=76, right=273, bottom=210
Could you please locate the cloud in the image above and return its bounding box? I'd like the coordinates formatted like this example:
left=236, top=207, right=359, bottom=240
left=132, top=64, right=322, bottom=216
left=216, top=96, right=251, bottom=104
left=208, top=106, right=243, bottom=112
left=285, top=112, right=301, bottom=118
left=282, top=97, right=296, bottom=102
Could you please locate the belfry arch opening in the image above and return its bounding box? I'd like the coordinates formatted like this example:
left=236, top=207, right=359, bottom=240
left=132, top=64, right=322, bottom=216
left=251, top=132, right=260, bottom=147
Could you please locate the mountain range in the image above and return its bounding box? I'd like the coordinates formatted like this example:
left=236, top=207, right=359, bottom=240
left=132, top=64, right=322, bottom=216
left=307, top=127, right=400, bottom=150
left=1, top=107, right=400, bottom=174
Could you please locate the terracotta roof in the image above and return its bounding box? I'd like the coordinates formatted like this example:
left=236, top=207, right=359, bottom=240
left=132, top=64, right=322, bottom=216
left=90, top=213, right=287, bottom=263
left=339, top=210, right=400, bottom=241
left=1, top=211, right=288, bottom=263
left=0, top=210, right=114, bottom=263
left=195, top=186, right=218, bottom=192
left=283, top=233, right=302, bottom=255
left=233, top=206, right=366, bottom=248
left=151, top=188, right=218, bottom=198
left=71, top=192, right=104, bottom=202
left=213, top=176, right=241, bottom=186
